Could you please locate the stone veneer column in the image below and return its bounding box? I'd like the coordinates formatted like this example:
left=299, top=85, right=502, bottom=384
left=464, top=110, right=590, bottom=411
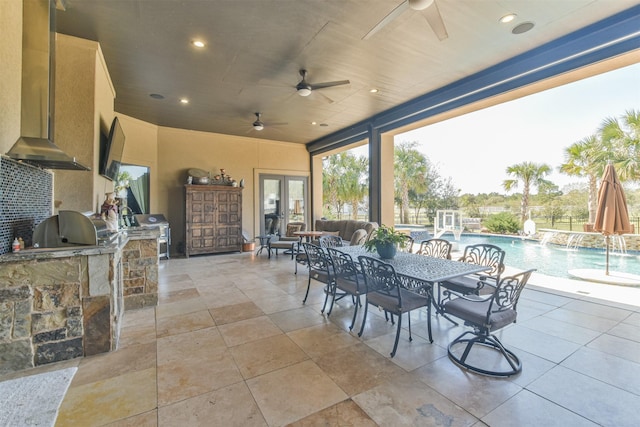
left=0, top=248, right=123, bottom=374
left=122, top=234, right=159, bottom=310
left=0, top=258, right=85, bottom=372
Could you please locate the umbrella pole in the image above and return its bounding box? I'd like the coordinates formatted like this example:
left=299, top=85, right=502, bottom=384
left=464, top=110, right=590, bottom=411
left=605, top=235, right=610, bottom=276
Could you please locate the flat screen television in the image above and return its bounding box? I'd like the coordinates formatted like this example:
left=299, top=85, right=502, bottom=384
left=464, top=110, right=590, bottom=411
left=100, top=116, right=126, bottom=181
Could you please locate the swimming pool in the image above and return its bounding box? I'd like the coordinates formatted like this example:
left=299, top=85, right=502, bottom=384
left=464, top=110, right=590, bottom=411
left=440, top=234, right=640, bottom=278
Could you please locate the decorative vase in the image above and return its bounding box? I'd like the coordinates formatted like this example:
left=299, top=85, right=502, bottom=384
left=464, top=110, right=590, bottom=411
left=376, top=242, right=397, bottom=259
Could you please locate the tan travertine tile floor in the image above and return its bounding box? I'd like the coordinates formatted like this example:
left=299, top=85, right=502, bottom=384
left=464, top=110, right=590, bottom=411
left=6, top=251, right=640, bottom=426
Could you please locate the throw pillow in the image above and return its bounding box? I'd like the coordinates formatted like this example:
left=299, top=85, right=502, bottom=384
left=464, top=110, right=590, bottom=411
left=322, top=230, right=340, bottom=237
left=286, top=224, right=302, bottom=237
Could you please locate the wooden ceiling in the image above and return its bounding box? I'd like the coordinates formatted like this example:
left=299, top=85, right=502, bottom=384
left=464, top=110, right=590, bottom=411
left=55, top=0, right=639, bottom=144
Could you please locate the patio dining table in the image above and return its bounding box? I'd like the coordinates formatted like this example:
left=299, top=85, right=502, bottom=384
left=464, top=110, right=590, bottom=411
left=334, top=245, right=490, bottom=342
left=336, top=245, right=490, bottom=284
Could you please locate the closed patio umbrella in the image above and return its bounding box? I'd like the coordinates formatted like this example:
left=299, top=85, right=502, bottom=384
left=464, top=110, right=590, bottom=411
left=593, top=163, right=632, bottom=275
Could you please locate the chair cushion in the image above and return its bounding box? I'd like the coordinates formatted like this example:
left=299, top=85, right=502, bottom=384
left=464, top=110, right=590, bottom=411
left=322, top=230, right=341, bottom=237
left=335, top=274, right=366, bottom=296
left=442, top=275, right=495, bottom=295
left=366, top=289, right=428, bottom=314
left=444, top=297, right=517, bottom=330
left=286, top=223, right=303, bottom=237
left=399, top=288, right=430, bottom=311
left=366, top=291, right=399, bottom=313
left=310, top=268, right=332, bottom=283
left=270, top=240, right=295, bottom=250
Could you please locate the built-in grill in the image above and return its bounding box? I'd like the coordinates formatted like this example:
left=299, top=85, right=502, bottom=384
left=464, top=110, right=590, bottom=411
left=133, top=214, right=171, bottom=259
left=32, top=210, right=113, bottom=248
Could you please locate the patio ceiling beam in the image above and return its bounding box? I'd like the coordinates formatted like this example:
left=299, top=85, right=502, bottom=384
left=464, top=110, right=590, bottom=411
left=306, top=4, right=640, bottom=154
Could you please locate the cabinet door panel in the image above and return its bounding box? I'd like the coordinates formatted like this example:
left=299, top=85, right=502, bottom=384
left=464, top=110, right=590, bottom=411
left=185, top=185, right=242, bottom=256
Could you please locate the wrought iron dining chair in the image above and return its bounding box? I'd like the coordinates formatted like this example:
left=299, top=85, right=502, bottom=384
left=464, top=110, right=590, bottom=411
left=442, top=269, right=535, bottom=376
left=301, top=243, right=335, bottom=313
left=416, top=238, right=452, bottom=259
left=437, top=243, right=506, bottom=325
left=294, top=247, right=308, bottom=275
left=414, top=238, right=453, bottom=327
left=358, top=255, right=430, bottom=357
left=442, top=244, right=505, bottom=294
left=326, top=247, right=367, bottom=330
left=398, top=234, right=415, bottom=253
left=269, top=222, right=306, bottom=259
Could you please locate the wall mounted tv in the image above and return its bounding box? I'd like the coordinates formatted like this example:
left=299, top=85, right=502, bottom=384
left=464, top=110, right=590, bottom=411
left=100, top=116, right=126, bottom=181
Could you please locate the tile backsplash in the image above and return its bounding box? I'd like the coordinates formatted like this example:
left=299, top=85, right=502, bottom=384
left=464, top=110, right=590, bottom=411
left=0, top=156, right=53, bottom=254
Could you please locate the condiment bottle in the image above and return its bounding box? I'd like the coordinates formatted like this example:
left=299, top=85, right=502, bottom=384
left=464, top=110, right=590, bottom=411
left=12, top=238, right=20, bottom=252
left=18, top=237, right=25, bottom=250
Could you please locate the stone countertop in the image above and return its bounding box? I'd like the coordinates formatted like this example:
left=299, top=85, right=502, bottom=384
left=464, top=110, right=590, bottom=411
left=0, top=228, right=160, bottom=263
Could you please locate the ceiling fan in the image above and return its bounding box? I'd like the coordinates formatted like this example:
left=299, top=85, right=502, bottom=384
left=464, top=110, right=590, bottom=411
left=251, top=112, right=287, bottom=131
left=295, top=69, right=350, bottom=97
left=363, top=0, right=448, bottom=41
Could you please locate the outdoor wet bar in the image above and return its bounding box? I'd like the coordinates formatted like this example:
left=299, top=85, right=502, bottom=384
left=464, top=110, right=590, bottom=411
left=0, top=228, right=160, bottom=374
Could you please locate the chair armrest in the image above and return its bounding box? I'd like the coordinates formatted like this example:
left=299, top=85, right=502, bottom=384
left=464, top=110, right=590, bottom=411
left=441, top=286, right=491, bottom=305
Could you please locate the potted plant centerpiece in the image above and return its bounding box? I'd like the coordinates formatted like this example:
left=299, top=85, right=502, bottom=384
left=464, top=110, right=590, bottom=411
left=363, top=225, right=407, bottom=259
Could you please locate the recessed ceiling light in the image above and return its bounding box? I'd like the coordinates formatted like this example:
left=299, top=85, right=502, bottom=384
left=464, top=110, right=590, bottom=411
left=499, top=13, right=517, bottom=24
left=179, top=98, right=189, bottom=104
left=192, top=40, right=205, bottom=48
left=369, top=88, right=379, bottom=93
left=512, top=22, right=535, bottom=34
left=149, top=93, right=164, bottom=100
left=311, top=121, right=317, bottom=125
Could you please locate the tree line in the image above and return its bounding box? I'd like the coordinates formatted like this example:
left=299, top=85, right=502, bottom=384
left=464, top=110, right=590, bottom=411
left=322, top=110, right=639, bottom=230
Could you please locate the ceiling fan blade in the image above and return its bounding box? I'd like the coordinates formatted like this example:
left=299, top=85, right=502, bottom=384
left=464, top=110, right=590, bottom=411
left=423, top=1, right=448, bottom=40
left=266, top=122, right=289, bottom=126
left=362, top=1, right=410, bottom=40
left=314, top=91, right=335, bottom=104
left=309, top=80, right=350, bottom=90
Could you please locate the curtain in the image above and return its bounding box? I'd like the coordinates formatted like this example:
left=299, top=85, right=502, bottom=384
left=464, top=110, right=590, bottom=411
left=129, top=173, right=148, bottom=214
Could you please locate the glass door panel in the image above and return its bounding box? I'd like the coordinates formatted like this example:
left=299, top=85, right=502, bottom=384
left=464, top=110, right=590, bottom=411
left=261, top=177, right=282, bottom=235
left=259, top=174, right=308, bottom=235
left=286, top=177, right=306, bottom=223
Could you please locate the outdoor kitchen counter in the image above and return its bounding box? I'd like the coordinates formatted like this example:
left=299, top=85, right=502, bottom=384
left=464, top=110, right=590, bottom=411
left=0, top=228, right=160, bottom=263
left=0, top=228, right=160, bottom=375
left=0, top=234, right=126, bottom=262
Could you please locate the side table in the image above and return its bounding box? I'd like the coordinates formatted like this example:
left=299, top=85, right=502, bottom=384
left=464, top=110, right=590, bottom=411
left=256, top=235, right=271, bottom=256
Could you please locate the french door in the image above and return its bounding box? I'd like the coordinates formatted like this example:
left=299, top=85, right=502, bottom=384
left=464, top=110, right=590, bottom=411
left=259, top=174, right=308, bottom=235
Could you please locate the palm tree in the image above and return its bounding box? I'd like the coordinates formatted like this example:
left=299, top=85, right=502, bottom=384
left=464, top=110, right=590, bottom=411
left=322, top=152, right=368, bottom=219
left=339, top=154, right=368, bottom=220
left=559, top=135, right=604, bottom=223
left=600, top=109, right=640, bottom=181
left=503, top=162, right=552, bottom=224
left=322, top=155, right=345, bottom=218
left=394, top=142, right=428, bottom=224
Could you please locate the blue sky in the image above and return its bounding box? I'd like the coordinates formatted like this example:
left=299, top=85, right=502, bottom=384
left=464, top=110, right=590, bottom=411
left=397, top=61, right=640, bottom=195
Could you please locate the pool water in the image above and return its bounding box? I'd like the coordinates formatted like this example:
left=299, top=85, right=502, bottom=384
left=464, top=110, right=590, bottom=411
left=442, top=234, right=640, bottom=278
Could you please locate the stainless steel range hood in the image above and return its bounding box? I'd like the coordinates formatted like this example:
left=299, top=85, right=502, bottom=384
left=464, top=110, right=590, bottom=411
left=6, top=0, right=90, bottom=171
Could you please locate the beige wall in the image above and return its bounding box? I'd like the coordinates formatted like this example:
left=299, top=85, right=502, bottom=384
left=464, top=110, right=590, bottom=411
left=157, top=127, right=309, bottom=254
left=93, top=42, right=118, bottom=209
left=117, top=114, right=159, bottom=212
left=54, top=34, right=116, bottom=213
left=107, top=118, right=310, bottom=256
left=0, top=0, right=23, bottom=154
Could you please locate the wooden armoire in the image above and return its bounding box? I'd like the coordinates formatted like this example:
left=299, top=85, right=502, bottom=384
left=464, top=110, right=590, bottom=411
left=184, top=185, right=243, bottom=257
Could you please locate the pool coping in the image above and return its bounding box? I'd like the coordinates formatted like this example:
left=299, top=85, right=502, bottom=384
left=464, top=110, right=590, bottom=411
left=525, top=269, right=640, bottom=310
